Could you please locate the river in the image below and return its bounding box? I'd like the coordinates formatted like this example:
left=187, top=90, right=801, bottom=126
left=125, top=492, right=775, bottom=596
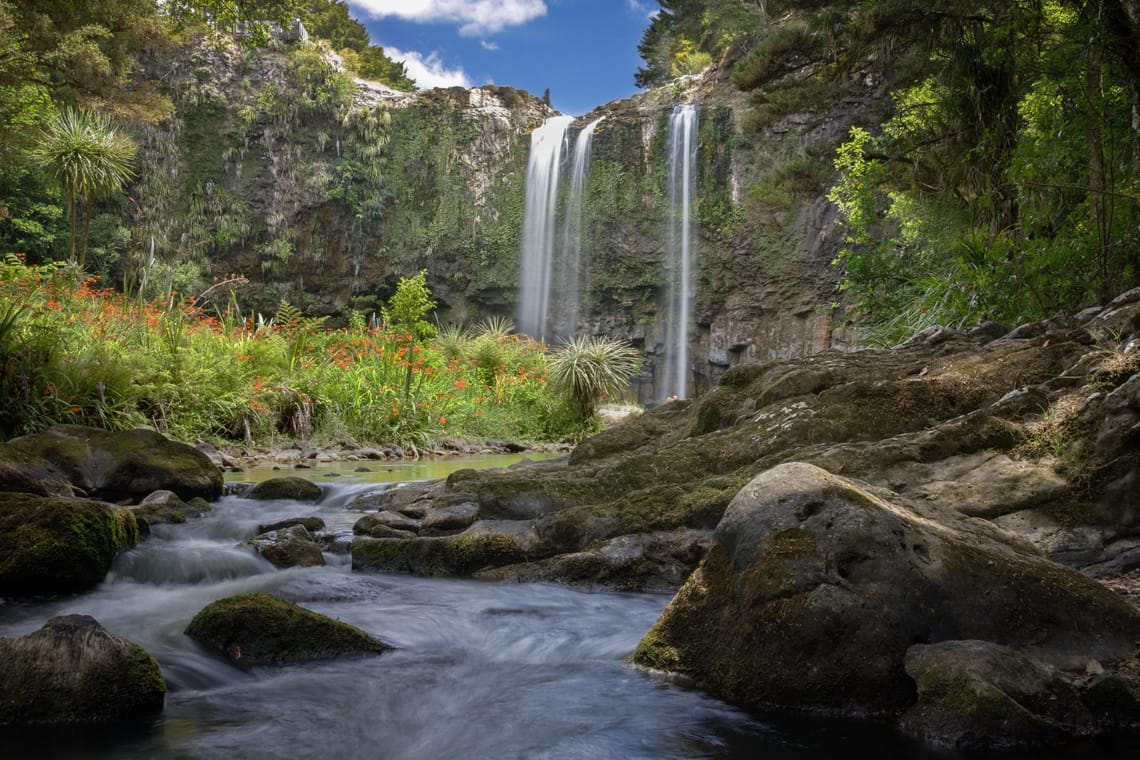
left=0, top=460, right=1130, bottom=759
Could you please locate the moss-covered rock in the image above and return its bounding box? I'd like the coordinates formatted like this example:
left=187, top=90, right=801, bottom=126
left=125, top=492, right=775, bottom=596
left=6, top=425, right=222, bottom=502
left=257, top=516, right=325, bottom=534
left=184, top=592, right=388, bottom=667
left=0, top=614, right=166, bottom=726
left=0, top=492, right=140, bottom=597
left=900, top=640, right=1094, bottom=750
left=244, top=476, right=323, bottom=502
left=248, top=524, right=326, bottom=569
left=352, top=520, right=545, bottom=576
left=631, top=462, right=1140, bottom=725
left=0, top=444, right=74, bottom=497
left=131, top=490, right=212, bottom=530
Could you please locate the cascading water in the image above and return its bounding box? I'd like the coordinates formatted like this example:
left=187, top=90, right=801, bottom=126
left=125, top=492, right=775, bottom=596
left=554, top=116, right=604, bottom=339
left=0, top=462, right=1055, bottom=758
left=517, top=115, right=574, bottom=341
left=660, top=104, right=698, bottom=402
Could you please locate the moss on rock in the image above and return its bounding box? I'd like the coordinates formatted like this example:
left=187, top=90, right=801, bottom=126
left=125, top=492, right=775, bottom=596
left=351, top=528, right=541, bottom=577
left=0, top=493, right=140, bottom=596
left=184, top=592, right=388, bottom=667
left=244, top=476, right=323, bottom=502
left=0, top=614, right=166, bottom=726
left=6, top=425, right=222, bottom=501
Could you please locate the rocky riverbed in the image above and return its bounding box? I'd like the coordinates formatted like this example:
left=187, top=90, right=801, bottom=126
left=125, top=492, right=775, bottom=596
left=2, top=290, right=1139, bottom=749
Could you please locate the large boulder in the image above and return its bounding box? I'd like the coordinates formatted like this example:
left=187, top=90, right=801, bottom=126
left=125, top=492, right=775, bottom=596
left=0, top=445, right=73, bottom=497
left=5, top=425, right=222, bottom=502
left=632, top=462, right=1140, bottom=728
left=0, top=492, right=140, bottom=596
left=0, top=615, right=166, bottom=726
left=184, top=593, right=389, bottom=667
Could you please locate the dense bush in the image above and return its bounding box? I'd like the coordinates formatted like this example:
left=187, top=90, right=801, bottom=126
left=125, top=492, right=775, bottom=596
left=0, top=258, right=602, bottom=449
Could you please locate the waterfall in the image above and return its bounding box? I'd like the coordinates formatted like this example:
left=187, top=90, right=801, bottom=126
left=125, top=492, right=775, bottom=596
left=518, top=115, right=574, bottom=342
left=554, top=116, right=604, bottom=339
left=660, top=104, right=698, bottom=402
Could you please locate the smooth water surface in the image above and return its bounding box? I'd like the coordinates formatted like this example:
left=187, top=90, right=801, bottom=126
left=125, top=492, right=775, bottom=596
left=226, top=452, right=566, bottom=485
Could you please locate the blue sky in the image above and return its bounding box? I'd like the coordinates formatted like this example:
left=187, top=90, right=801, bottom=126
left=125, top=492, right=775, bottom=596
left=345, top=1, right=659, bottom=116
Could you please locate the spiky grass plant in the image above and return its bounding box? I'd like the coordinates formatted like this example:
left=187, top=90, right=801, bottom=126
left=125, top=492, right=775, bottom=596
left=549, top=336, right=641, bottom=422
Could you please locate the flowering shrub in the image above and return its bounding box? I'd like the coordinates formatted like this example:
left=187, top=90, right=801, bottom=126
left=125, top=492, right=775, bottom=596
left=0, top=258, right=586, bottom=448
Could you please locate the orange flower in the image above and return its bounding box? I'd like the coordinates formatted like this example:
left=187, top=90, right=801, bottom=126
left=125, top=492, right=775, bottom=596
left=452, top=379, right=467, bottom=390
left=438, top=416, right=447, bottom=426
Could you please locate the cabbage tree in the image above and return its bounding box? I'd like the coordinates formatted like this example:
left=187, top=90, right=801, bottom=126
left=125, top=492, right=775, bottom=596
left=33, top=108, right=136, bottom=268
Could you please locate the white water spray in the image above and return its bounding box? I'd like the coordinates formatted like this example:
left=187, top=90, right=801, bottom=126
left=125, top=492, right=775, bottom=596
left=661, top=104, right=698, bottom=402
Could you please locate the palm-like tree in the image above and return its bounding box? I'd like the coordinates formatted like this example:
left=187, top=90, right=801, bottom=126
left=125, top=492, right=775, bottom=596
left=550, top=336, right=641, bottom=422
left=33, top=108, right=137, bottom=268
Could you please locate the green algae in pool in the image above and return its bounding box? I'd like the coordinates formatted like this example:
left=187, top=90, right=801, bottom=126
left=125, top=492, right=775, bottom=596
left=226, top=452, right=566, bottom=485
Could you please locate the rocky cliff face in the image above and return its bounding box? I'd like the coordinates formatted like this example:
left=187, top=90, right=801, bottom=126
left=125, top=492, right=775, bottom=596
left=573, top=66, right=882, bottom=399
left=132, top=36, right=554, bottom=321
left=129, top=34, right=880, bottom=394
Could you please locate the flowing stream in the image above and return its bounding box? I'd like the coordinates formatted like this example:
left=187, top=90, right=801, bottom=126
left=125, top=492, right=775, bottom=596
left=0, top=463, right=1127, bottom=759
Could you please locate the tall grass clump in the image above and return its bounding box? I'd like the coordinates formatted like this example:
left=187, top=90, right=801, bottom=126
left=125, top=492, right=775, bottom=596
left=549, top=336, right=641, bottom=424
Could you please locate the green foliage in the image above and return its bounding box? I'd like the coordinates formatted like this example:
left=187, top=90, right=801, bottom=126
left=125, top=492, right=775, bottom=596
left=299, top=0, right=414, bottom=90
left=382, top=270, right=436, bottom=345
left=32, top=108, right=137, bottom=268
left=818, top=0, right=1140, bottom=342
left=670, top=37, right=713, bottom=77
left=0, top=257, right=586, bottom=447
left=635, top=0, right=766, bottom=88
left=549, top=336, right=641, bottom=424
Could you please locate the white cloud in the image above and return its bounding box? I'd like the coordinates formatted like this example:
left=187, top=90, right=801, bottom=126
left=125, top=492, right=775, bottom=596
left=627, top=0, right=657, bottom=18
left=351, top=1, right=546, bottom=36
left=480, top=40, right=500, bottom=51
left=384, top=45, right=472, bottom=88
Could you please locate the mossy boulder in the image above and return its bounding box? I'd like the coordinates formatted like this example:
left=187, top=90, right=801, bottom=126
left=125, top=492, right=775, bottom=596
left=0, top=614, right=166, bottom=726
left=0, top=444, right=74, bottom=497
left=131, top=490, right=212, bottom=530
left=900, top=640, right=1093, bottom=750
left=632, top=462, right=1140, bottom=723
left=248, top=524, right=326, bottom=569
left=0, top=492, right=140, bottom=597
left=352, top=520, right=545, bottom=576
left=244, top=476, right=323, bottom=502
left=6, top=425, right=222, bottom=502
left=184, top=592, right=389, bottom=667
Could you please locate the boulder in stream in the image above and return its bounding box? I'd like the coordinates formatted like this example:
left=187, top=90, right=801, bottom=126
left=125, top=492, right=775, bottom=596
left=631, top=462, right=1140, bottom=744
left=185, top=592, right=389, bottom=667
left=248, top=524, right=326, bottom=568
left=4, top=424, right=222, bottom=502
left=0, top=614, right=166, bottom=726
left=0, top=492, right=140, bottom=597
left=244, top=476, right=323, bottom=502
